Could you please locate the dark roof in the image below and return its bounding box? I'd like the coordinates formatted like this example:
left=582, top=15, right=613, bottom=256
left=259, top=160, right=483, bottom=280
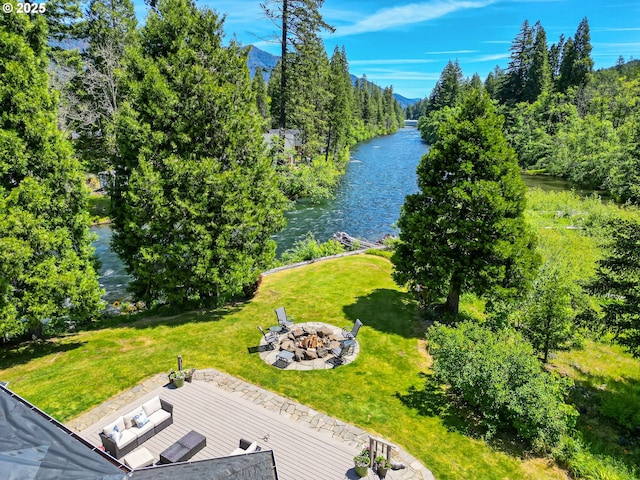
left=131, top=451, right=278, bottom=480
left=0, top=383, right=128, bottom=480
left=0, top=384, right=279, bottom=480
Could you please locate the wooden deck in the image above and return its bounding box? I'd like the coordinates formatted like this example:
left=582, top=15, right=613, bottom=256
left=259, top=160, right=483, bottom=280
left=79, top=380, right=373, bottom=479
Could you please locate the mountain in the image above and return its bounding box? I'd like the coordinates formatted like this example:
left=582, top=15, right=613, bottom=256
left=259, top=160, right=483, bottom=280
left=393, top=94, right=421, bottom=108
left=248, top=45, right=279, bottom=81
left=247, top=45, right=421, bottom=109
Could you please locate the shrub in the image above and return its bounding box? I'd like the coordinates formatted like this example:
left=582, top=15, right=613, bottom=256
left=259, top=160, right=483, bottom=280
left=427, top=321, right=577, bottom=450
left=365, top=248, right=393, bottom=259
left=279, top=233, right=345, bottom=264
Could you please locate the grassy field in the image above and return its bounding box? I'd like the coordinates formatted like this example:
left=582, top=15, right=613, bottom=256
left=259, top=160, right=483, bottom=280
left=1, top=254, right=569, bottom=480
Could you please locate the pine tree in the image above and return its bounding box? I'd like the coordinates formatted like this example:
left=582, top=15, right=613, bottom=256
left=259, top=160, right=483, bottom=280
left=326, top=46, right=353, bottom=160
left=261, top=0, right=334, bottom=131
left=111, top=0, right=286, bottom=306
left=548, top=34, right=565, bottom=83
left=428, top=60, right=464, bottom=112
left=523, top=21, right=551, bottom=102
left=0, top=12, right=103, bottom=337
left=557, top=18, right=593, bottom=92
left=501, top=20, right=534, bottom=104
left=252, top=68, right=270, bottom=125
left=393, top=88, right=539, bottom=314
left=589, top=218, right=640, bottom=356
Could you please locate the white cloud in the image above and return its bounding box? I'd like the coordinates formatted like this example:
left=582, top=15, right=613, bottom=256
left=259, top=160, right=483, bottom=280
left=332, top=0, right=496, bottom=37
left=474, top=53, right=510, bottom=62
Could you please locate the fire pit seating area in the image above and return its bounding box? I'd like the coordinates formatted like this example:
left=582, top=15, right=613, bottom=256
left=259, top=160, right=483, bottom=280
left=279, top=325, right=343, bottom=361
left=99, top=395, right=173, bottom=458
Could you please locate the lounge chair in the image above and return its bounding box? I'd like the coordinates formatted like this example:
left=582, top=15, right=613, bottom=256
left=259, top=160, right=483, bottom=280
left=342, top=319, right=363, bottom=340
left=274, top=307, right=294, bottom=331
left=331, top=340, right=354, bottom=364
left=257, top=326, right=279, bottom=350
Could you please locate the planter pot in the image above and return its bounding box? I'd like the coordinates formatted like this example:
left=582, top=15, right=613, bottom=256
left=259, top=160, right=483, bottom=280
left=185, top=375, right=193, bottom=383
left=354, top=465, right=368, bottom=477
left=172, top=378, right=185, bottom=388
left=377, top=466, right=389, bottom=479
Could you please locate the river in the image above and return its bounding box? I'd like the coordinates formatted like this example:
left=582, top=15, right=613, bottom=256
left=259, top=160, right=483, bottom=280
left=92, top=127, right=595, bottom=302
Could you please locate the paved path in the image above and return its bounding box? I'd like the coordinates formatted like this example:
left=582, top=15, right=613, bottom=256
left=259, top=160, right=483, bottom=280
left=68, top=368, right=434, bottom=480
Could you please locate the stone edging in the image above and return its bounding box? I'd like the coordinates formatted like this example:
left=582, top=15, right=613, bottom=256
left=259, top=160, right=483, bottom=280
left=68, top=368, right=434, bottom=480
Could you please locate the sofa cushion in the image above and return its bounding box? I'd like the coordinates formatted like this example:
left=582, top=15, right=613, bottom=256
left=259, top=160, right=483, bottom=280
left=108, top=424, right=121, bottom=443
left=142, top=396, right=162, bottom=417
left=116, top=428, right=138, bottom=447
left=133, top=410, right=150, bottom=428
left=123, top=447, right=154, bottom=470
left=103, top=416, right=125, bottom=437
left=124, top=408, right=143, bottom=429
left=131, top=417, right=154, bottom=438
left=147, top=408, right=171, bottom=428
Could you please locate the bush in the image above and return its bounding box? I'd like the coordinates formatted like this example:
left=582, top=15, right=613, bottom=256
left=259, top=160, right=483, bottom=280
left=278, top=233, right=345, bottom=264
left=428, top=321, right=577, bottom=450
left=365, top=248, right=392, bottom=259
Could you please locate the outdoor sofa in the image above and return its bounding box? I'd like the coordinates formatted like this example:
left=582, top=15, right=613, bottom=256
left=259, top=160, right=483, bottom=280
left=99, top=395, right=173, bottom=458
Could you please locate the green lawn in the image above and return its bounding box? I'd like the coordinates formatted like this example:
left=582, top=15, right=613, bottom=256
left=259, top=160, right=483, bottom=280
left=1, top=255, right=568, bottom=479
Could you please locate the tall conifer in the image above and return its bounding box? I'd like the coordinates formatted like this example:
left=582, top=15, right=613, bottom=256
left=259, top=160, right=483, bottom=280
left=0, top=12, right=103, bottom=336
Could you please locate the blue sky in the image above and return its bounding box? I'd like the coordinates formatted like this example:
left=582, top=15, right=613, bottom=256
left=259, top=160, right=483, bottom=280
left=134, top=0, right=640, bottom=99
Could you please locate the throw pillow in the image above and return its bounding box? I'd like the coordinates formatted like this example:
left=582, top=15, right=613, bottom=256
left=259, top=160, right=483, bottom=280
left=109, top=425, right=122, bottom=443
left=134, top=411, right=149, bottom=428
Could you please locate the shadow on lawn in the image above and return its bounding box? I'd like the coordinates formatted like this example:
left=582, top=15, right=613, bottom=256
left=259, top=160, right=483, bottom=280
left=397, top=373, right=534, bottom=458
left=565, top=367, right=640, bottom=471
left=94, top=301, right=248, bottom=331
left=343, top=288, right=421, bottom=338
left=0, top=340, right=86, bottom=369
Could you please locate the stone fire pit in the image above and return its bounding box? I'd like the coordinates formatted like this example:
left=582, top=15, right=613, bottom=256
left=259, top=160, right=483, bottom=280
left=259, top=322, right=359, bottom=370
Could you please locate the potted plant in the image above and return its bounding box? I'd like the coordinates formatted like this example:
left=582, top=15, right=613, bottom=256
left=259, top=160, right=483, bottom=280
left=353, top=446, right=370, bottom=477
left=185, top=368, right=196, bottom=383
left=375, top=455, right=391, bottom=479
left=168, top=369, right=186, bottom=388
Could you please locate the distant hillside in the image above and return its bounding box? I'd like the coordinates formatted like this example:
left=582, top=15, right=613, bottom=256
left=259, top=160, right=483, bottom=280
left=248, top=45, right=279, bottom=81
left=248, top=46, right=419, bottom=108
left=393, top=94, right=420, bottom=108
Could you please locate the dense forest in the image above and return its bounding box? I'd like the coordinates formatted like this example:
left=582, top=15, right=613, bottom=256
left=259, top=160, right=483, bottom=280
left=407, top=18, right=640, bottom=205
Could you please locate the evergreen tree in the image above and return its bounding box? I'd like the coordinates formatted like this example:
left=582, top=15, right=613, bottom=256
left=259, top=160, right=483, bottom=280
left=558, top=18, right=593, bottom=92
left=111, top=0, right=286, bottom=306
left=589, top=218, right=640, bottom=356
left=261, top=0, right=334, bottom=131
left=484, top=65, right=506, bottom=100
left=326, top=46, right=353, bottom=160
left=523, top=21, right=552, bottom=102
left=428, top=60, right=463, bottom=112
left=285, top=26, right=330, bottom=159
left=393, top=88, right=539, bottom=314
left=501, top=20, right=534, bottom=104
left=0, top=12, right=103, bottom=337
left=252, top=68, right=270, bottom=125
left=549, top=34, right=565, bottom=83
